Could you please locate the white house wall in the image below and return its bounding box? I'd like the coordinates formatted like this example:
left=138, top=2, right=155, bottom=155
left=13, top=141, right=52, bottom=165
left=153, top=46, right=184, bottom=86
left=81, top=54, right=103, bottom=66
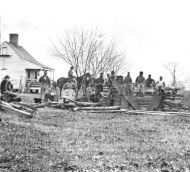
left=0, top=42, right=26, bottom=89
left=0, top=41, right=54, bottom=90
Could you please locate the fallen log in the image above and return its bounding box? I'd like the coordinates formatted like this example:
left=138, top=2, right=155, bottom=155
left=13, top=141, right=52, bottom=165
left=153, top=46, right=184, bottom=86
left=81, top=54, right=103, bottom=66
left=9, top=103, right=22, bottom=110
left=10, top=103, right=35, bottom=113
left=76, top=102, right=100, bottom=107
left=73, top=106, right=121, bottom=111
left=166, top=94, right=184, bottom=98
left=126, top=109, right=190, bottom=115
left=17, top=102, right=37, bottom=111
left=0, top=101, right=33, bottom=118
left=33, top=102, right=51, bottom=108
left=87, top=109, right=127, bottom=113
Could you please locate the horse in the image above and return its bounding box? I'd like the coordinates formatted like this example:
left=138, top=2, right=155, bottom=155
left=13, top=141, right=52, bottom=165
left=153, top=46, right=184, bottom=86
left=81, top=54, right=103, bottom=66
left=57, top=75, right=84, bottom=97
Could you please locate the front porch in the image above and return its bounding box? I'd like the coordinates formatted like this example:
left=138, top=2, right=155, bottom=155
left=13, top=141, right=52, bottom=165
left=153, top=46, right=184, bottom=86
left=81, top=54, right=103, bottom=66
left=25, top=69, right=54, bottom=93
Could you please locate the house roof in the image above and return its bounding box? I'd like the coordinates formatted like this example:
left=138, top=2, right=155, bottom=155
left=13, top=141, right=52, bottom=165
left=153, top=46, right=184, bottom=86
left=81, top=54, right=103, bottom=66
left=5, top=41, right=54, bottom=70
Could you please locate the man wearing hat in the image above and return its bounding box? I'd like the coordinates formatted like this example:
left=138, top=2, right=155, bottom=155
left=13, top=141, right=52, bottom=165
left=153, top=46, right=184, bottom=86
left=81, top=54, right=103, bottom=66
left=0, top=75, right=12, bottom=94
left=39, top=70, right=51, bottom=101
left=0, top=75, right=20, bottom=102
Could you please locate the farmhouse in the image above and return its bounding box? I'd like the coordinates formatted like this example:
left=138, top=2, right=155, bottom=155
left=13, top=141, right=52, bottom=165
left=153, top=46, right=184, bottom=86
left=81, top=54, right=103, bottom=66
left=0, top=33, right=54, bottom=92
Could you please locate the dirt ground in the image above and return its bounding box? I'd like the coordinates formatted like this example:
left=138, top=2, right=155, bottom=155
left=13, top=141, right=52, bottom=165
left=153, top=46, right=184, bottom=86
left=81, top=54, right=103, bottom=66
left=1, top=107, right=190, bottom=171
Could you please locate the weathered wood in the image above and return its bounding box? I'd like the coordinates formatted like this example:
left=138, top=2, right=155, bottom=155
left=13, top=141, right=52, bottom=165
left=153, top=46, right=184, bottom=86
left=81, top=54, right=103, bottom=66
left=33, top=102, right=51, bottom=108
left=123, top=95, right=139, bottom=110
left=9, top=103, right=22, bottom=110
left=10, top=103, right=35, bottom=113
left=76, top=106, right=121, bottom=111
left=166, top=94, right=184, bottom=98
left=17, top=102, right=37, bottom=110
left=0, top=101, right=32, bottom=118
left=147, top=94, right=164, bottom=111
left=114, top=82, right=139, bottom=110
left=126, top=109, right=190, bottom=115
left=87, top=109, right=127, bottom=113
left=76, top=102, right=100, bottom=107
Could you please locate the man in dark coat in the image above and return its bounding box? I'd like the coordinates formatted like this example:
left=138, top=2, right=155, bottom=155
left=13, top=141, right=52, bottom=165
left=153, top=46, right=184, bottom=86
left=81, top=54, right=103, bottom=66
left=95, top=73, right=104, bottom=100
left=124, top=72, right=133, bottom=95
left=145, top=74, right=155, bottom=88
left=39, top=70, right=51, bottom=101
left=0, top=75, right=12, bottom=93
left=81, top=73, right=95, bottom=101
left=0, top=75, right=21, bottom=102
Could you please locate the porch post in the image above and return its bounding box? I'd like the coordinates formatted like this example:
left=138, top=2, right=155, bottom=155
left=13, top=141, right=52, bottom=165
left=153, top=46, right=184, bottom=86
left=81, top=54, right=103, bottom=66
left=53, top=70, right=55, bottom=81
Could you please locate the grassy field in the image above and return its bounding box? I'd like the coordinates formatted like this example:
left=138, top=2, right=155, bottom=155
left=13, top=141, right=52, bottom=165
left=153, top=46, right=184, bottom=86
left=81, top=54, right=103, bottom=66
left=1, top=107, right=190, bottom=171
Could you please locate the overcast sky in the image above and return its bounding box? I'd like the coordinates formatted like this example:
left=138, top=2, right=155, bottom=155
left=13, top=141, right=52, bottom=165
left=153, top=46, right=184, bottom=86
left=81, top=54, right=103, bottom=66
left=1, top=0, right=190, bottom=85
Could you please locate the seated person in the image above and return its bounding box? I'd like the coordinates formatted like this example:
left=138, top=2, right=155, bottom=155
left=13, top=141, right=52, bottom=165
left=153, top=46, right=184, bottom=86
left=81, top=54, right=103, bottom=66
left=0, top=75, right=21, bottom=102
left=62, top=78, right=77, bottom=101
left=44, top=81, right=60, bottom=102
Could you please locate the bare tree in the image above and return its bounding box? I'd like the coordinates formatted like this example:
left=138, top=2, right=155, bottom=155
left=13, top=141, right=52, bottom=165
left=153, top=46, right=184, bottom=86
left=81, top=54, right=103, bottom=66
left=49, top=29, right=127, bottom=77
left=164, top=62, right=178, bottom=86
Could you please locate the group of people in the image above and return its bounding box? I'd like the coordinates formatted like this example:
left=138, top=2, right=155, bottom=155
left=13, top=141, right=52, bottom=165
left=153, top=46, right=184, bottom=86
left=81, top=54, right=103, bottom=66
left=66, top=67, right=117, bottom=101
left=38, top=70, right=60, bottom=102
left=66, top=67, right=167, bottom=101
left=123, top=71, right=165, bottom=96
left=0, top=67, right=166, bottom=103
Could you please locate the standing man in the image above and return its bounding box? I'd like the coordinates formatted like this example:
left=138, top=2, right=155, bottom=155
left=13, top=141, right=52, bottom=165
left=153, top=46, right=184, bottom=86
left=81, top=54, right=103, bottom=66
left=156, top=76, right=165, bottom=93
left=95, top=73, right=104, bottom=100
left=135, top=71, right=145, bottom=96
left=109, top=71, right=116, bottom=87
left=81, top=73, right=93, bottom=97
left=39, top=70, right=51, bottom=101
left=109, top=71, right=117, bottom=106
left=124, top=72, right=133, bottom=95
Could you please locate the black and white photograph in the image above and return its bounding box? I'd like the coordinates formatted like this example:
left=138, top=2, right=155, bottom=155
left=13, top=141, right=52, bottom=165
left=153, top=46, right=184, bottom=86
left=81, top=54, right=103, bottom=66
left=1, top=0, right=190, bottom=171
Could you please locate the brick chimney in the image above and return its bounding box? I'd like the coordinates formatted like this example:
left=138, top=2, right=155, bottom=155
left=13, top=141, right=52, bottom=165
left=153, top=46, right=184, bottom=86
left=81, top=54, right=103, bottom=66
left=9, top=34, right=19, bottom=46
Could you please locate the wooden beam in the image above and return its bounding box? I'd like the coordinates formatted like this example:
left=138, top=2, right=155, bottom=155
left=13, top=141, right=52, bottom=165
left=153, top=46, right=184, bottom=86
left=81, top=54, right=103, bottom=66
left=147, top=93, right=164, bottom=111
left=76, top=106, right=121, bottom=111
left=86, top=109, right=127, bottom=113
left=114, top=82, right=139, bottom=110
left=0, top=102, right=32, bottom=118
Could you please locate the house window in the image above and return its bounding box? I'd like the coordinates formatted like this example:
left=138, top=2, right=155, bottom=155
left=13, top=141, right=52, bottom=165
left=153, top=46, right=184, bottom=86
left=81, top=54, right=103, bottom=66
left=28, top=70, right=30, bottom=79
left=2, top=47, right=7, bottom=55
